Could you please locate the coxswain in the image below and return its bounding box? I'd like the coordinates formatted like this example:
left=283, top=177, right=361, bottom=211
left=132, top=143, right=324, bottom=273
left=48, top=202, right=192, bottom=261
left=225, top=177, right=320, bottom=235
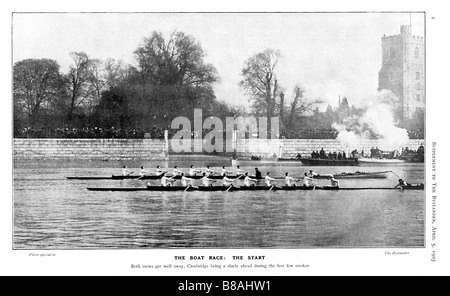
left=201, top=173, right=215, bottom=187
left=243, top=172, right=258, bottom=187
left=161, top=175, right=176, bottom=187
left=308, top=170, right=318, bottom=178
left=394, top=179, right=410, bottom=188
left=222, top=175, right=235, bottom=187
left=236, top=165, right=246, bottom=176
left=156, top=165, right=167, bottom=176
left=255, top=168, right=262, bottom=179
left=181, top=173, right=195, bottom=187
left=122, top=166, right=131, bottom=176
left=139, top=166, right=149, bottom=177
left=303, top=173, right=315, bottom=187
left=172, top=166, right=183, bottom=177
left=284, top=172, right=297, bottom=187
left=265, top=172, right=276, bottom=187
left=188, top=165, right=202, bottom=176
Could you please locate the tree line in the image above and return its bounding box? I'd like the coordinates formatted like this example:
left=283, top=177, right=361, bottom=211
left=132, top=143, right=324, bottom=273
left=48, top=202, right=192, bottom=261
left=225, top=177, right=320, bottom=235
left=13, top=30, right=423, bottom=139
left=13, top=31, right=241, bottom=136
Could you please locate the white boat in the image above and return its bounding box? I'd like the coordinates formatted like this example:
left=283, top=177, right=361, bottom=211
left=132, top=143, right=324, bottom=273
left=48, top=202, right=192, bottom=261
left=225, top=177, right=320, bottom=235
left=358, top=157, right=405, bottom=164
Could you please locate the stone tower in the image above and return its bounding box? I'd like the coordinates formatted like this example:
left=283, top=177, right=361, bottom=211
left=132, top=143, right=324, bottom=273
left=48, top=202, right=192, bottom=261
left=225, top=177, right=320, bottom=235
left=378, top=25, right=425, bottom=126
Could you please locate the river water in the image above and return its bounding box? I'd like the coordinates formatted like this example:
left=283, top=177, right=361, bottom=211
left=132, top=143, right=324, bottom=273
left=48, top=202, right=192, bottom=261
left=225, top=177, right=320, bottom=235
left=13, top=159, right=425, bottom=249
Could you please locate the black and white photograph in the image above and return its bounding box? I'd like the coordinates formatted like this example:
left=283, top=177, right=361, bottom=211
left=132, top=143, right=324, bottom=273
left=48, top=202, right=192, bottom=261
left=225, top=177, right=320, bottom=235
left=2, top=0, right=449, bottom=277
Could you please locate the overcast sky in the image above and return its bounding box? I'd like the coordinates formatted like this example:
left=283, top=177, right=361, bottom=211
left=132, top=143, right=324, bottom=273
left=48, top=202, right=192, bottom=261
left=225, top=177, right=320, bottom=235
left=12, top=12, right=424, bottom=110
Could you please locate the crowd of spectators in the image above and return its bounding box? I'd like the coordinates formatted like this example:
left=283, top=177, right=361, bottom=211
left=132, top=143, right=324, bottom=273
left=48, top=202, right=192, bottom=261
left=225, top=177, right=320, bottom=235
left=281, top=129, right=338, bottom=139
left=310, top=148, right=356, bottom=160
left=15, top=126, right=167, bottom=139
left=407, top=130, right=425, bottom=139
left=14, top=126, right=425, bottom=141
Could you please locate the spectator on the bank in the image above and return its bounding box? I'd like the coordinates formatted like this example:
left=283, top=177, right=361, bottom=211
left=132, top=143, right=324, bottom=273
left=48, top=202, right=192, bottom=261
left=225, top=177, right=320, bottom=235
left=319, top=148, right=326, bottom=159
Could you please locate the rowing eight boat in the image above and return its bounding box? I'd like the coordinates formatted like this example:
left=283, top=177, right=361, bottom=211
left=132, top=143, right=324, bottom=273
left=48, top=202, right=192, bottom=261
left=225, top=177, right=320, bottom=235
left=86, top=184, right=424, bottom=192
left=67, top=174, right=257, bottom=180
left=68, top=171, right=390, bottom=180
left=312, top=171, right=390, bottom=179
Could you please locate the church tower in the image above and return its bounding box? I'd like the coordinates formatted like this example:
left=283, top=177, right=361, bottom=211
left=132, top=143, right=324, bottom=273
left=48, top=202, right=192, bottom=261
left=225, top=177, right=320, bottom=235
left=378, top=25, right=424, bottom=127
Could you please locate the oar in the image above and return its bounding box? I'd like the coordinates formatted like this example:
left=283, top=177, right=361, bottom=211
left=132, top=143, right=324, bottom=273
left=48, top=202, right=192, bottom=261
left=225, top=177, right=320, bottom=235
left=137, top=173, right=148, bottom=180
left=389, top=170, right=401, bottom=178
left=184, top=180, right=196, bottom=191
left=225, top=174, right=244, bottom=191
left=269, top=182, right=276, bottom=191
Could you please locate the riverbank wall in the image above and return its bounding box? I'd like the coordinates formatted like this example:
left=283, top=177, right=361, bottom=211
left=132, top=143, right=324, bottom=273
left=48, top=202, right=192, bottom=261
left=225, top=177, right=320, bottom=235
left=13, top=139, right=167, bottom=161
left=13, top=138, right=424, bottom=160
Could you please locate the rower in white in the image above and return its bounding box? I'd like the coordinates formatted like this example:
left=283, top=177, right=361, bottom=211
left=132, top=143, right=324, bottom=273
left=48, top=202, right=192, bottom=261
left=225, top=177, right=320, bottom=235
left=330, top=176, right=339, bottom=187
left=243, top=172, right=258, bottom=187
left=156, top=165, right=167, bottom=176
left=201, top=173, right=215, bottom=187
left=236, top=165, right=246, bottom=176
left=161, top=175, right=176, bottom=187
left=181, top=173, right=195, bottom=187
left=222, top=175, right=234, bottom=187
left=284, top=172, right=297, bottom=187
left=205, top=165, right=216, bottom=177
left=139, top=166, right=149, bottom=177
left=172, top=166, right=183, bottom=177
left=303, top=173, right=315, bottom=187
left=265, top=172, right=276, bottom=187
left=122, top=166, right=131, bottom=176
left=308, top=170, right=318, bottom=178
left=188, top=165, right=202, bottom=176
left=221, top=166, right=231, bottom=177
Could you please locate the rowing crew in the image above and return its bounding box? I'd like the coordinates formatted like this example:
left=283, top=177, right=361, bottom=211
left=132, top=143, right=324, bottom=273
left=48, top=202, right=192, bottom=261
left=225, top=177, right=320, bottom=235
left=264, top=172, right=338, bottom=188
left=159, top=172, right=252, bottom=188
left=157, top=170, right=338, bottom=189
left=122, top=165, right=168, bottom=177
left=123, top=165, right=248, bottom=177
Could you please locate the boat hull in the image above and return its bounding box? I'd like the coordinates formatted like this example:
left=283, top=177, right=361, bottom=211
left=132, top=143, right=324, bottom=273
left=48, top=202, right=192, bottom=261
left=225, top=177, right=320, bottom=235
left=86, top=184, right=423, bottom=192
left=297, top=158, right=359, bottom=166
left=313, top=171, right=389, bottom=179
left=358, top=158, right=405, bottom=164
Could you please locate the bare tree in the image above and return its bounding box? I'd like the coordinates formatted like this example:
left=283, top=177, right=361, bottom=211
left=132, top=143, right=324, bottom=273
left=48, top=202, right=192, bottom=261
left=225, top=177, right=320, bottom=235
left=284, top=84, right=323, bottom=130
left=85, top=59, right=106, bottom=113
left=103, top=58, right=128, bottom=90
left=239, top=49, right=281, bottom=134
left=65, top=51, right=94, bottom=120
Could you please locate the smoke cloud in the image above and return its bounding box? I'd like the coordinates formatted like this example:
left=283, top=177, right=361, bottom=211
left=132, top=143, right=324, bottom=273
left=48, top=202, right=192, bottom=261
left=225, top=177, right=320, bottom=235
left=332, top=90, right=409, bottom=149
